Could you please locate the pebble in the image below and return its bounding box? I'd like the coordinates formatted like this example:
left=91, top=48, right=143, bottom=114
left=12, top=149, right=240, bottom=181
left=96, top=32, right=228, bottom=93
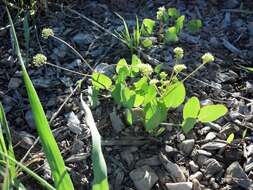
left=189, top=160, right=199, bottom=173
left=25, top=110, right=36, bottom=129
left=110, top=111, right=124, bottom=133
left=192, top=179, right=201, bottom=190
left=8, top=77, right=22, bottom=90
left=201, top=142, right=227, bottom=150
left=165, top=182, right=192, bottom=190
left=159, top=153, right=186, bottom=182
left=205, top=132, right=216, bottom=140
left=203, top=158, right=223, bottom=177
left=178, top=139, right=195, bottom=155
left=120, top=150, right=134, bottom=168
left=130, top=165, right=158, bottom=190
left=189, top=171, right=203, bottom=181
left=225, top=161, right=252, bottom=189
left=65, top=112, right=82, bottom=134
left=72, top=33, right=93, bottom=45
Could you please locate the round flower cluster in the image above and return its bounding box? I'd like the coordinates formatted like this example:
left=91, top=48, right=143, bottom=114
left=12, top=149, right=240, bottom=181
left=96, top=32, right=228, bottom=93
left=173, top=47, right=184, bottom=60
left=137, top=64, right=153, bottom=75
left=160, top=71, right=167, bottom=80
left=173, top=64, right=187, bottom=73
left=42, top=28, right=54, bottom=39
left=201, top=53, right=214, bottom=64
left=149, top=79, right=159, bottom=85
left=156, top=6, right=166, bottom=20
left=32, top=53, right=47, bottom=66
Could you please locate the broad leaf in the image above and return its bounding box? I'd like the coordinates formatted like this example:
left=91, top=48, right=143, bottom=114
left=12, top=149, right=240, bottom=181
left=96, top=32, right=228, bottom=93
left=116, top=58, right=128, bottom=73
left=141, top=18, right=155, bottom=36
left=142, top=38, right=153, bottom=48
left=130, top=54, right=141, bottom=76
left=144, top=101, right=167, bottom=132
left=143, top=85, right=157, bottom=105
left=175, top=15, right=185, bottom=33
left=92, top=72, right=112, bottom=90
left=165, top=26, right=178, bottom=42
left=125, top=109, right=133, bottom=125
left=134, top=76, right=148, bottom=90
left=188, top=19, right=202, bottom=33
left=198, top=105, right=228, bottom=123
left=183, top=97, right=200, bottom=120
left=182, top=118, right=197, bottom=134
left=168, top=8, right=179, bottom=18
left=162, top=82, right=185, bottom=108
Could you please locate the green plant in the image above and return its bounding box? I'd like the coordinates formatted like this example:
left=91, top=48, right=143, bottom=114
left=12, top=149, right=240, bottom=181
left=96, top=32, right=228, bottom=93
left=80, top=95, right=109, bottom=190
left=7, top=7, right=75, bottom=189
left=91, top=47, right=226, bottom=133
left=188, top=19, right=202, bottom=33
left=156, top=7, right=202, bottom=43
left=115, top=13, right=155, bottom=51
left=182, top=97, right=228, bottom=133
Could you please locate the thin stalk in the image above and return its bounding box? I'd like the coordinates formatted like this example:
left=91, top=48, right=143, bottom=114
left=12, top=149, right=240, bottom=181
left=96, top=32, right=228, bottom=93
left=51, top=35, right=93, bottom=71
left=46, top=62, right=91, bottom=77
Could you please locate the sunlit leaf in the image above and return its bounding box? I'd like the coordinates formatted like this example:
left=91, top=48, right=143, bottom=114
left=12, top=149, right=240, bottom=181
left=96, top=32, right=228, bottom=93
left=165, top=26, right=178, bottom=42
left=167, top=8, right=179, bottom=18
left=141, top=18, right=155, bottom=36
left=198, top=105, right=228, bottom=123
left=188, top=19, right=202, bottom=33
left=92, top=72, right=112, bottom=90
left=226, top=133, right=234, bottom=144
left=183, top=97, right=200, bottom=120
left=142, top=38, right=153, bottom=48
left=175, top=15, right=185, bottom=33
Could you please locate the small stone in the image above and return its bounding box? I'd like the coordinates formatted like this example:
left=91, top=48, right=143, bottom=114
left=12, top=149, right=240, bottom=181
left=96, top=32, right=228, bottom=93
left=72, top=33, right=93, bottom=45
left=110, top=111, right=124, bottom=133
left=189, top=171, right=203, bottom=181
left=25, top=110, right=36, bottom=129
left=205, top=132, right=216, bottom=140
left=192, top=179, right=201, bottom=190
left=94, top=63, right=115, bottom=77
left=136, top=156, right=160, bottom=167
left=130, top=165, right=158, bottom=190
left=201, top=141, right=227, bottom=150
left=178, top=139, right=195, bottom=155
left=65, top=112, right=82, bottom=134
left=160, top=153, right=186, bottom=182
left=189, top=160, right=199, bottom=173
left=121, top=150, right=134, bottom=168
left=8, top=77, right=22, bottom=89
left=165, top=182, right=192, bottom=190
left=225, top=161, right=252, bottom=189
left=203, top=159, right=223, bottom=177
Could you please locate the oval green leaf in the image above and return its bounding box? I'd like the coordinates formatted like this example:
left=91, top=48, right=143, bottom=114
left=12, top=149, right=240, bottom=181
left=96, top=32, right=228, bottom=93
left=92, top=72, right=112, bottom=90
left=183, top=97, right=200, bottom=120
left=198, top=104, right=228, bottom=123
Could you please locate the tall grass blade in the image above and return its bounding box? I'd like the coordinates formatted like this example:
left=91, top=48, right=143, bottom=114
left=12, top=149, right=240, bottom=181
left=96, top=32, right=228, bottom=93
left=80, top=94, right=109, bottom=190
left=0, top=103, right=16, bottom=180
left=6, top=7, right=74, bottom=190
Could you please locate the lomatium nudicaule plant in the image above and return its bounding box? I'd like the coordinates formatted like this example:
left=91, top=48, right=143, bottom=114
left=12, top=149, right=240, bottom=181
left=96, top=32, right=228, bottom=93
left=91, top=47, right=227, bottom=133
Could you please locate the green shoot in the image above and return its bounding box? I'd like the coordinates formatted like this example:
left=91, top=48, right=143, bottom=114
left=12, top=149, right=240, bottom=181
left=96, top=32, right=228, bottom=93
left=7, top=7, right=74, bottom=190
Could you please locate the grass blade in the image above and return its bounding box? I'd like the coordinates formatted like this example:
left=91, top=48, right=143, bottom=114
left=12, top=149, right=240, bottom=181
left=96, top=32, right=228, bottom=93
left=0, top=103, right=16, bottom=181
left=6, top=7, right=74, bottom=190
left=80, top=94, right=109, bottom=190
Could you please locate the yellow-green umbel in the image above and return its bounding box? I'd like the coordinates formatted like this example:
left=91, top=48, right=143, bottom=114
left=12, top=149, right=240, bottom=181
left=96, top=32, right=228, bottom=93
left=156, top=6, right=166, bottom=20
left=42, top=28, right=54, bottom=39
left=33, top=53, right=47, bottom=67
left=173, top=47, right=184, bottom=60
left=201, top=53, right=214, bottom=64
left=174, top=64, right=187, bottom=73
left=138, top=64, right=153, bottom=76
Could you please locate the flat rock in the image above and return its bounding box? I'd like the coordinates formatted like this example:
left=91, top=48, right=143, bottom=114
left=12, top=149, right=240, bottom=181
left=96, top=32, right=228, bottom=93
left=72, top=33, right=93, bottom=45
left=189, top=160, right=199, bottom=173
left=130, top=165, right=158, bottom=190
left=179, top=139, right=195, bottom=155
left=160, top=153, right=186, bottom=182
left=165, top=182, right=192, bottom=190
left=203, top=158, right=223, bottom=177
left=225, top=161, right=252, bottom=189
left=201, top=142, right=226, bottom=150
